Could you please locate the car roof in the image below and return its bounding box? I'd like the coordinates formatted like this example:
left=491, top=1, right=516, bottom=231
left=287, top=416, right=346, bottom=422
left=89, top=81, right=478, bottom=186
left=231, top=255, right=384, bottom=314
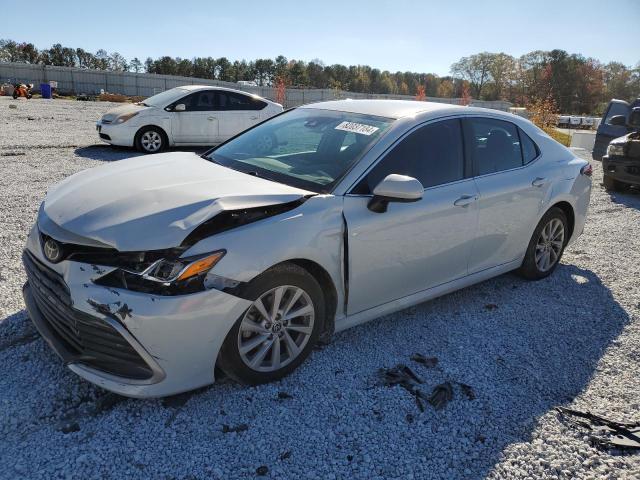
left=177, top=84, right=271, bottom=100
left=302, top=99, right=466, bottom=119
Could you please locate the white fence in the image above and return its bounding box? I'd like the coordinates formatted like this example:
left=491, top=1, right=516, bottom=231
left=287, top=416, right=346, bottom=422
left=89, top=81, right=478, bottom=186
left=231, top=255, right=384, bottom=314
left=0, top=62, right=512, bottom=111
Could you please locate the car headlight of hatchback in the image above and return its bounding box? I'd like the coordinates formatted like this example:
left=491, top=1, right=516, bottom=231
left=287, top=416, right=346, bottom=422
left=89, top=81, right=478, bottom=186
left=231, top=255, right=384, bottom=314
left=607, top=143, right=625, bottom=157
left=114, top=111, right=139, bottom=124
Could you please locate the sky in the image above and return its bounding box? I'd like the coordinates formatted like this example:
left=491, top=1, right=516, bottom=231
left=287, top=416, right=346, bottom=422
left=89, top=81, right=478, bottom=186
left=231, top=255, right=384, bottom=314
left=2, top=0, right=639, bottom=75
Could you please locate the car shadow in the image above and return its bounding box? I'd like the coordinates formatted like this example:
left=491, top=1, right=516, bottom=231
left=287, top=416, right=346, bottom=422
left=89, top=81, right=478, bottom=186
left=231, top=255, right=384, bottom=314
left=0, top=263, right=630, bottom=478
left=74, top=145, right=210, bottom=162
left=605, top=184, right=640, bottom=209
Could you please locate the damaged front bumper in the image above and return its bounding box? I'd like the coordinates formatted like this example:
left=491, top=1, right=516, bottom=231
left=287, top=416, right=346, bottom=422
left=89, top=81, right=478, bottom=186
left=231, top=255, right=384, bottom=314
left=22, top=231, right=251, bottom=398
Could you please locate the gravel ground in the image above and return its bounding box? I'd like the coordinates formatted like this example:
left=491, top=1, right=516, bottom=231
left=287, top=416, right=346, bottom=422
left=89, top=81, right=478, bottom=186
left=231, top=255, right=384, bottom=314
left=1, top=97, right=639, bottom=480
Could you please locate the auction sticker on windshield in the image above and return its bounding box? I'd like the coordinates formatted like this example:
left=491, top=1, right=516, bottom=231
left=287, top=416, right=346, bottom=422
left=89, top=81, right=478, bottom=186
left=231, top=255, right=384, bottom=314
left=335, top=121, right=379, bottom=136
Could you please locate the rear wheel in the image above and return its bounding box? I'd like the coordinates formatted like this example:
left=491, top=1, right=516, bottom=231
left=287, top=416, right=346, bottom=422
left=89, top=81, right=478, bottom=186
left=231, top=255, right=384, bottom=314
left=135, top=126, right=166, bottom=154
left=218, top=263, right=324, bottom=385
left=603, top=174, right=627, bottom=192
left=518, top=207, right=568, bottom=280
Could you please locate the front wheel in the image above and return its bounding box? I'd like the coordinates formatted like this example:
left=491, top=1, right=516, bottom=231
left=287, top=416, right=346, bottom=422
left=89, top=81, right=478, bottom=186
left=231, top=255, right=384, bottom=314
left=135, top=126, right=166, bottom=154
left=518, top=207, right=568, bottom=280
left=218, top=263, right=325, bottom=385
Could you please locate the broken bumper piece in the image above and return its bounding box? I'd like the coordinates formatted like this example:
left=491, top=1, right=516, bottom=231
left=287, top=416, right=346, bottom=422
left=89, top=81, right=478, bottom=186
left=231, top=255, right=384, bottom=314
left=22, top=244, right=252, bottom=398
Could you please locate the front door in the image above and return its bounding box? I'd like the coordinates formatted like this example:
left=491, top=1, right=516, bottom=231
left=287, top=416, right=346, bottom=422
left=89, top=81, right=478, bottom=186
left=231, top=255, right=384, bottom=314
left=171, top=90, right=218, bottom=144
left=343, top=119, right=479, bottom=315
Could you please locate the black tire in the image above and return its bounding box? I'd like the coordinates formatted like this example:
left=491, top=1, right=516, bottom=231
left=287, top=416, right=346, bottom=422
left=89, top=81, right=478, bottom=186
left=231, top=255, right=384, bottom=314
left=603, top=174, right=627, bottom=192
left=12, top=92, right=18, bottom=100
left=518, top=207, right=569, bottom=280
left=135, top=126, right=167, bottom=154
left=218, top=263, right=325, bottom=385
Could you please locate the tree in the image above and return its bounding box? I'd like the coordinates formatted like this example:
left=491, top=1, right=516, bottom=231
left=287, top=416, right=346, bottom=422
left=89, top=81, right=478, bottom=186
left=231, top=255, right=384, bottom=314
left=451, top=52, right=493, bottom=98
left=109, top=52, right=128, bottom=72
left=415, top=84, right=426, bottom=101
left=437, top=79, right=454, bottom=98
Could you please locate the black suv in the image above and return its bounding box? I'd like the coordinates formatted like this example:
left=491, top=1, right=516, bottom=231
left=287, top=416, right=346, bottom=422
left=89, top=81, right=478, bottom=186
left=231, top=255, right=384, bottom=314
left=601, top=107, right=640, bottom=191
left=593, top=98, right=640, bottom=161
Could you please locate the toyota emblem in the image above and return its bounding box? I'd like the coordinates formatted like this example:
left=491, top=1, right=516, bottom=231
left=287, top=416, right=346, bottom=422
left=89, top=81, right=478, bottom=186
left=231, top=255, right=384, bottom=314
left=43, top=238, right=63, bottom=263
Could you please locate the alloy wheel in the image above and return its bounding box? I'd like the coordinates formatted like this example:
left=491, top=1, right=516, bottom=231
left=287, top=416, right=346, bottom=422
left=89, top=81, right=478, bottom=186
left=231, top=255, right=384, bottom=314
left=237, top=285, right=315, bottom=372
left=141, top=131, right=162, bottom=152
left=535, top=218, right=565, bottom=272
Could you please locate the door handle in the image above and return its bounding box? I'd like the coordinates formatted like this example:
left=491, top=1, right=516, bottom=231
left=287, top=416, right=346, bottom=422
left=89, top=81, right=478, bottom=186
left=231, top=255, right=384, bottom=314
left=250, top=116, right=259, bottom=120
left=453, top=195, right=477, bottom=207
left=531, top=177, right=547, bottom=187
left=207, top=116, right=216, bottom=121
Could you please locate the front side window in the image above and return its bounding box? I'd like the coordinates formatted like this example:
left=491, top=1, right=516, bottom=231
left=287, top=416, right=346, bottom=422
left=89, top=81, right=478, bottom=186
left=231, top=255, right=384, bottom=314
left=174, top=91, right=216, bottom=112
left=206, top=108, right=392, bottom=192
left=604, top=102, right=629, bottom=124
left=354, top=119, right=464, bottom=194
left=465, top=118, right=522, bottom=175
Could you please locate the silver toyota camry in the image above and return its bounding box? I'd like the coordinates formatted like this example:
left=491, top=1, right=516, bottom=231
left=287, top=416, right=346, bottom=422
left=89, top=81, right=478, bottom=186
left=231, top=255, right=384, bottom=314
left=23, top=100, right=592, bottom=397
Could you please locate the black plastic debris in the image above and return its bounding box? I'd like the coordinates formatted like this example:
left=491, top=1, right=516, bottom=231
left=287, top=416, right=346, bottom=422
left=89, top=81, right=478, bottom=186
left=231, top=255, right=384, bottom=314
left=460, top=383, right=476, bottom=400
left=279, top=450, right=292, bottom=461
left=277, top=391, right=293, bottom=400
left=428, top=382, right=453, bottom=410
left=411, top=353, right=438, bottom=368
left=222, top=423, right=248, bottom=434
left=60, top=422, right=80, bottom=434
left=556, top=407, right=640, bottom=450
left=484, top=303, right=498, bottom=311
left=379, top=364, right=431, bottom=412
left=256, top=465, right=269, bottom=476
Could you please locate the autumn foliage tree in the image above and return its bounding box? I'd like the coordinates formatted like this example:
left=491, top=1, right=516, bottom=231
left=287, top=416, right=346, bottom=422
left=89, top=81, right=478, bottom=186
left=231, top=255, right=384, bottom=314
left=274, top=76, right=287, bottom=107
left=415, top=84, right=426, bottom=101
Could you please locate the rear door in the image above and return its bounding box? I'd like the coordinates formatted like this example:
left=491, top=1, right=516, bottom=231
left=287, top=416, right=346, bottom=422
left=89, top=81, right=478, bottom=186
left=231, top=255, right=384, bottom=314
left=593, top=100, right=630, bottom=160
left=464, top=117, right=548, bottom=274
left=171, top=90, right=218, bottom=144
left=215, top=91, right=268, bottom=141
left=343, top=119, right=479, bottom=315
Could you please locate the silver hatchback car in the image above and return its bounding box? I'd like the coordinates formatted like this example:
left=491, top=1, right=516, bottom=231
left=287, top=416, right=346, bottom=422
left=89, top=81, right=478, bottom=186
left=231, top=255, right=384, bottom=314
left=23, top=100, right=592, bottom=397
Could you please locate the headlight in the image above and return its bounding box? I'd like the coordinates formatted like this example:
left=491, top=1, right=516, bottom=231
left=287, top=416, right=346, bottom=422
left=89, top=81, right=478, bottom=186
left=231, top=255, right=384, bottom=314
left=94, top=250, right=226, bottom=295
left=142, top=251, right=226, bottom=283
left=607, top=143, right=625, bottom=157
left=114, top=111, right=139, bottom=124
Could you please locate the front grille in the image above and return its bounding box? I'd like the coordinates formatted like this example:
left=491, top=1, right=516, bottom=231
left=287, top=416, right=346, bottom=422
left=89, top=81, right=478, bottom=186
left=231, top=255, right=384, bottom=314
left=23, top=251, right=153, bottom=380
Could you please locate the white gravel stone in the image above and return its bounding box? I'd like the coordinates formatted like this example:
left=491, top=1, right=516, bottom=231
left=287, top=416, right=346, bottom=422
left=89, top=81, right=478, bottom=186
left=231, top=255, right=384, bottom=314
left=1, top=96, right=639, bottom=479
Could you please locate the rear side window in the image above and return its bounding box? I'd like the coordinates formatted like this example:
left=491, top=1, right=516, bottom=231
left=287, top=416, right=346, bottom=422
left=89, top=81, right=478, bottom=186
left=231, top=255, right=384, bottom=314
left=354, top=119, right=464, bottom=193
left=464, top=118, right=522, bottom=175
left=216, top=91, right=267, bottom=111
left=519, top=128, right=539, bottom=164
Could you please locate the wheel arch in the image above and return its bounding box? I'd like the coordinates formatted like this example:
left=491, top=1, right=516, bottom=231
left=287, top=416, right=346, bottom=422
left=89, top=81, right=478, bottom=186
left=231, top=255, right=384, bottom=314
left=135, top=124, right=169, bottom=148
left=549, top=200, right=575, bottom=242
left=241, top=258, right=338, bottom=342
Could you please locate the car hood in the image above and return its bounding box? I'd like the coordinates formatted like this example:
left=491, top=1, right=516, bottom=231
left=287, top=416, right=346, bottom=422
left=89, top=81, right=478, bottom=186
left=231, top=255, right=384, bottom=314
left=41, top=152, right=313, bottom=251
left=100, top=103, right=148, bottom=122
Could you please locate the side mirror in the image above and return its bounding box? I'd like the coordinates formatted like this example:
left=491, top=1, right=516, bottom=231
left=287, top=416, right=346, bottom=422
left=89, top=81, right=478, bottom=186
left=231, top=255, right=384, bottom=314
left=367, top=174, right=424, bottom=213
left=174, top=103, right=186, bottom=112
left=608, top=115, right=626, bottom=126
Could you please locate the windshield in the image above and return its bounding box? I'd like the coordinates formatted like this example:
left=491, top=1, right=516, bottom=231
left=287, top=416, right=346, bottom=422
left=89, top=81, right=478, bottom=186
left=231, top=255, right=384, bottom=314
left=206, top=108, right=392, bottom=192
left=142, top=88, right=187, bottom=107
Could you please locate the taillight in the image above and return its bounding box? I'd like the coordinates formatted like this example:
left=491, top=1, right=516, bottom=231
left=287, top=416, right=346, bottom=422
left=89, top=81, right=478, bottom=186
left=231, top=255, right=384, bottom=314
left=580, top=164, right=593, bottom=177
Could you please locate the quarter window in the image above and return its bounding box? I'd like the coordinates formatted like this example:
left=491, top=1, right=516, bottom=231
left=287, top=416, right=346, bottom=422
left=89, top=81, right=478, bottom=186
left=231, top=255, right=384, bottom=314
left=464, top=118, right=522, bottom=175
left=354, top=119, right=464, bottom=193
left=519, top=128, right=539, bottom=164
